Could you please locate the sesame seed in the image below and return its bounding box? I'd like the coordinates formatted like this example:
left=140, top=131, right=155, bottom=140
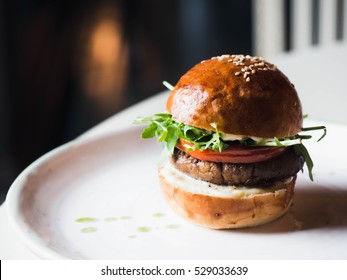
left=209, top=54, right=278, bottom=83
left=216, top=54, right=231, bottom=61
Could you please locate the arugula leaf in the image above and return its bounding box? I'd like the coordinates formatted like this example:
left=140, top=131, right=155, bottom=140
left=294, top=144, right=314, bottom=181
left=134, top=113, right=227, bottom=153
left=274, top=137, right=284, bottom=147
left=301, top=126, right=327, bottom=142
left=166, top=126, right=179, bottom=153
left=141, top=123, right=157, bottom=138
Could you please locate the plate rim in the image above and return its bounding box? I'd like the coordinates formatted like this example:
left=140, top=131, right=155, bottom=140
left=5, top=139, right=75, bottom=259
left=5, top=120, right=347, bottom=259
left=5, top=126, right=143, bottom=260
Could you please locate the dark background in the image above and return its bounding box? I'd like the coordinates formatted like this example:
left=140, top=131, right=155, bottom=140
left=0, top=0, right=254, bottom=202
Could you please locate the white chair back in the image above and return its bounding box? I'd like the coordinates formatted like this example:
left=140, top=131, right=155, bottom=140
left=253, top=0, right=346, bottom=57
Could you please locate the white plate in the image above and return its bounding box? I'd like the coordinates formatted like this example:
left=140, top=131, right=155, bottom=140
left=5, top=122, right=347, bottom=259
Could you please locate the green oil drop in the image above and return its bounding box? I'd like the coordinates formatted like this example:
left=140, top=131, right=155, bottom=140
left=137, top=227, right=151, bottom=233
left=75, top=217, right=98, bottom=223
left=104, top=217, right=118, bottom=222
left=80, top=227, right=97, bottom=233
left=153, top=213, right=165, bottom=217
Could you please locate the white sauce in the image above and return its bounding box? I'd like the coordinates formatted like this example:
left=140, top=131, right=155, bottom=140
left=160, top=162, right=293, bottom=198
left=220, top=132, right=273, bottom=142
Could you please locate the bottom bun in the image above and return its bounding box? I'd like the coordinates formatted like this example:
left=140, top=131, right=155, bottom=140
left=158, top=164, right=296, bottom=229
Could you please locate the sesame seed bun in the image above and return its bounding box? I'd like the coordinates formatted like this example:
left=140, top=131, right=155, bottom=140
left=158, top=164, right=296, bottom=229
left=166, top=54, right=303, bottom=138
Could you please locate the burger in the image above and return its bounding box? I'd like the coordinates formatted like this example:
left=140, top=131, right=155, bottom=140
left=135, top=54, right=326, bottom=229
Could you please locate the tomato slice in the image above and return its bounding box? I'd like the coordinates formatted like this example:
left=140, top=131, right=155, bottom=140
left=176, top=139, right=288, bottom=164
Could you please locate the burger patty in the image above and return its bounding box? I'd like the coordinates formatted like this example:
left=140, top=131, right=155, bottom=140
left=170, top=147, right=304, bottom=186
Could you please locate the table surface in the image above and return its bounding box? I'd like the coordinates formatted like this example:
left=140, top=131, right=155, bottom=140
left=1, top=42, right=347, bottom=259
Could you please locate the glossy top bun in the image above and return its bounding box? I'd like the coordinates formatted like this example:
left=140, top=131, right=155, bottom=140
left=166, top=54, right=303, bottom=138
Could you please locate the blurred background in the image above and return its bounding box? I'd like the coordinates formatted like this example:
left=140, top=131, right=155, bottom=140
left=0, top=0, right=345, bottom=203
